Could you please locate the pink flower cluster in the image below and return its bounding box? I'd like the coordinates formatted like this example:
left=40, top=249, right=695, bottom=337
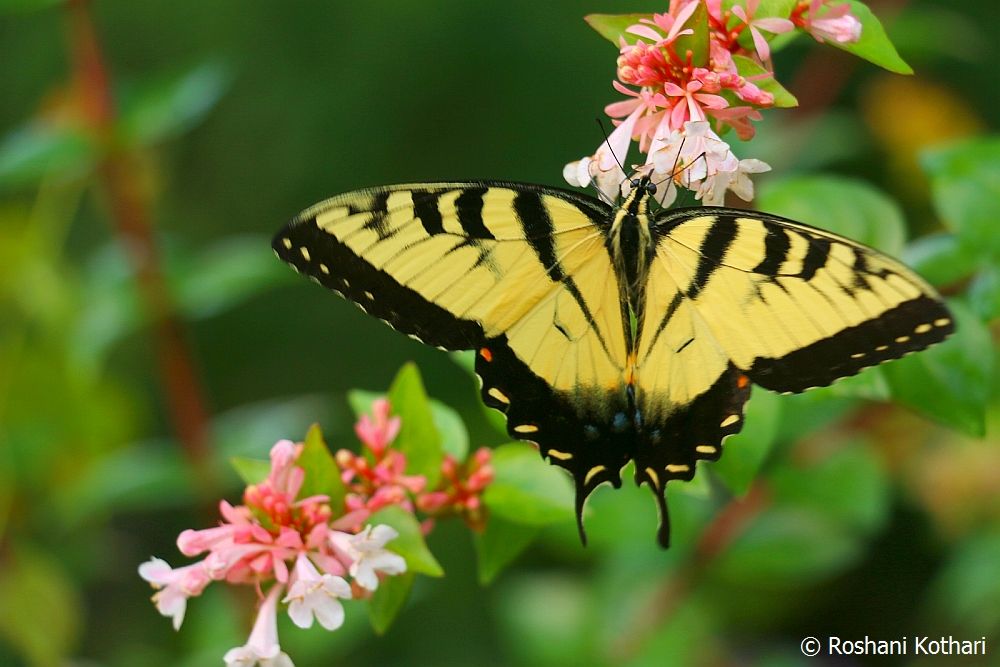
left=418, top=448, right=494, bottom=532
left=565, top=0, right=862, bottom=205
left=140, top=438, right=405, bottom=666
left=338, top=399, right=495, bottom=533
left=140, top=398, right=493, bottom=666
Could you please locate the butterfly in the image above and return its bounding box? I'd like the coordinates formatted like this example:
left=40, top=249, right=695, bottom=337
left=273, top=176, right=953, bottom=547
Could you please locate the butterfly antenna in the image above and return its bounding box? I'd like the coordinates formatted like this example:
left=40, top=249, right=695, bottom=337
left=596, top=118, right=628, bottom=177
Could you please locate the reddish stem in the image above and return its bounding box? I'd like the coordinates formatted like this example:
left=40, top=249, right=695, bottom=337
left=66, top=0, right=214, bottom=491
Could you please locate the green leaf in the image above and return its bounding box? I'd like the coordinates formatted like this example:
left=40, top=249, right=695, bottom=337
left=751, top=0, right=798, bottom=19
left=368, top=505, right=444, bottom=577
left=770, top=441, right=889, bottom=533
left=72, top=236, right=292, bottom=372
left=387, top=363, right=443, bottom=487
left=496, top=575, right=593, bottom=667
left=824, top=366, right=890, bottom=402
left=0, top=545, right=81, bottom=666
left=482, top=443, right=574, bottom=526
left=774, top=390, right=858, bottom=447
left=902, top=232, right=979, bottom=288
left=297, top=424, right=346, bottom=510
left=967, top=264, right=1000, bottom=322
left=712, top=510, right=863, bottom=585
left=52, top=395, right=335, bottom=527
left=883, top=300, right=992, bottom=436
left=430, top=399, right=469, bottom=461
left=119, top=61, right=232, bottom=147
left=0, top=122, right=96, bottom=189
left=819, top=1, right=912, bottom=74
left=173, top=235, right=294, bottom=319
left=923, top=137, right=1000, bottom=265
left=674, top=0, right=710, bottom=67
left=732, top=55, right=798, bottom=108
left=583, top=13, right=652, bottom=45
left=475, top=516, right=539, bottom=585
left=712, top=389, right=781, bottom=497
left=367, top=572, right=414, bottom=635
left=749, top=110, right=865, bottom=173
left=230, top=456, right=270, bottom=485
left=757, top=175, right=906, bottom=254
left=346, top=389, right=378, bottom=418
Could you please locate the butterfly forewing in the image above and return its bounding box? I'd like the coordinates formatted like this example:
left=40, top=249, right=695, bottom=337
left=274, top=182, right=640, bottom=540
left=650, top=209, right=955, bottom=393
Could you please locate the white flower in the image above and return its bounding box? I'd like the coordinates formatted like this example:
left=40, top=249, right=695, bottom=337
left=138, top=557, right=211, bottom=630
left=283, top=553, right=352, bottom=631
left=696, top=158, right=771, bottom=205
left=329, top=524, right=407, bottom=591
left=649, top=121, right=769, bottom=206
left=224, top=586, right=294, bottom=667
left=563, top=106, right=642, bottom=202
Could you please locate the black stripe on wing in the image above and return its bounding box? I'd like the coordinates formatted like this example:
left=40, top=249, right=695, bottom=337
left=273, top=217, right=484, bottom=350
left=686, top=216, right=738, bottom=299
left=748, top=294, right=954, bottom=393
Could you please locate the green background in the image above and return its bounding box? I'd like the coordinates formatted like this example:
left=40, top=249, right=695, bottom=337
left=0, top=1, right=998, bottom=666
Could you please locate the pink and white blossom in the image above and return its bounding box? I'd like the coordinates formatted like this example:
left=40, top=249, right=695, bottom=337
left=695, top=156, right=771, bottom=205
left=283, top=553, right=352, bottom=631
left=354, top=398, right=401, bottom=457
left=798, top=0, right=862, bottom=44
left=138, top=558, right=211, bottom=630
left=329, top=525, right=407, bottom=591
left=731, top=0, right=794, bottom=62
left=648, top=121, right=770, bottom=206
left=143, top=399, right=490, bottom=666
left=223, top=585, right=294, bottom=667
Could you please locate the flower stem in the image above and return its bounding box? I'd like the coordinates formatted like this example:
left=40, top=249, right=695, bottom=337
left=65, top=0, right=215, bottom=491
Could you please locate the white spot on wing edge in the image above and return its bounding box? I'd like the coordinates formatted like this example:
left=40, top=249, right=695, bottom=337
left=584, top=465, right=606, bottom=486
left=488, top=387, right=509, bottom=404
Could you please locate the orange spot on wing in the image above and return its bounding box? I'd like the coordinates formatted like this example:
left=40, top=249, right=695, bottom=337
left=737, top=374, right=749, bottom=389
left=625, top=352, right=638, bottom=386
left=479, top=347, right=493, bottom=362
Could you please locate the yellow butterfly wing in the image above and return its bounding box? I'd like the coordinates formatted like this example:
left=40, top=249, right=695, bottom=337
left=274, top=183, right=637, bottom=538
left=629, top=208, right=952, bottom=543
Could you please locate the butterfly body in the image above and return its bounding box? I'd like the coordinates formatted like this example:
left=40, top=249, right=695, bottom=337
left=274, top=179, right=953, bottom=547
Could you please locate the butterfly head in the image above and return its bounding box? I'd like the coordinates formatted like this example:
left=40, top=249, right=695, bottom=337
left=628, top=174, right=658, bottom=197
left=622, top=173, right=659, bottom=218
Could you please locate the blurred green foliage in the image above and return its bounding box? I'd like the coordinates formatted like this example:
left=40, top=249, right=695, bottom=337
left=0, top=1, right=998, bottom=666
